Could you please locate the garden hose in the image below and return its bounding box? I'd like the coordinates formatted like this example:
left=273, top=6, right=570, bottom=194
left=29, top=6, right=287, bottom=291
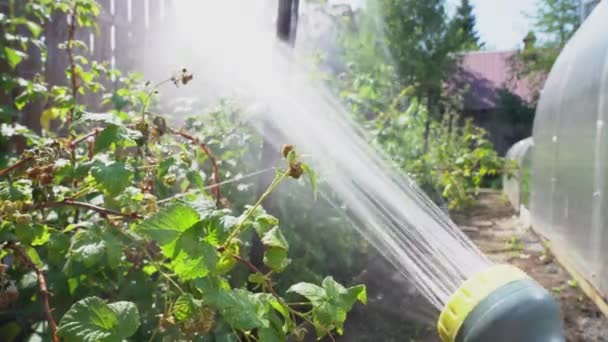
left=438, top=264, right=565, bottom=342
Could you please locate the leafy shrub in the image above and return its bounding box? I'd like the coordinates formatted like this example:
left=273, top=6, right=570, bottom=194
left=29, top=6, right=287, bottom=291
left=0, top=2, right=365, bottom=341
left=320, top=9, right=513, bottom=209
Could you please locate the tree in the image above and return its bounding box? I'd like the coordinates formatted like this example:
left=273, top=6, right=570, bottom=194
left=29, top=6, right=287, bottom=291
left=379, top=0, right=459, bottom=152
left=511, top=0, right=580, bottom=100
left=531, top=0, right=580, bottom=47
left=380, top=0, right=454, bottom=100
left=449, top=0, right=484, bottom=51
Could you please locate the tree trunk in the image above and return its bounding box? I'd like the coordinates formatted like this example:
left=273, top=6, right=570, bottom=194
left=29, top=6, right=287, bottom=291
left=422, top=94, right=434, bottom=154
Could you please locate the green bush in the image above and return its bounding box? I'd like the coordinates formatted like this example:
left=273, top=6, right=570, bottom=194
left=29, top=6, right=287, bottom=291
left=0, top=2, right=365, bottom=341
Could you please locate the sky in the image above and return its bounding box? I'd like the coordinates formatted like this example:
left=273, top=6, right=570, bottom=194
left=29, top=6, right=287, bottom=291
left=335, top=0, right=540, bottom=51
left=447, top=0, right=538, bottom=50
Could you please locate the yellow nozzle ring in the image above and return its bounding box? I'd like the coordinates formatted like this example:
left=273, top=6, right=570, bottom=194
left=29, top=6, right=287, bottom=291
left=437, top=264, right=530, bottom=342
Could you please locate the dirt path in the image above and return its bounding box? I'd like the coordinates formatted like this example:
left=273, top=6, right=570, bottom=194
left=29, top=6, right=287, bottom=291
left=452, top=190, right=608, bottom=342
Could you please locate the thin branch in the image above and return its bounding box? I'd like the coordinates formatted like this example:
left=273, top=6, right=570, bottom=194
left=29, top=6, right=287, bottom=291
left=5, top=243, right=59, bottom=342
left=222, top=169, right=289, bottom=249
left=142, top=246, right=185, bottom=295
left=69, top=128, right=101, bottom=149
left=140, top=79, right=173, bottom=120
left=232, top=254, right=280, bottom=298
left=35, top=199, right=142, bottom=219
left=171, top=130, right=221, bottom=206
left=0, top=157, right=32, bottom=177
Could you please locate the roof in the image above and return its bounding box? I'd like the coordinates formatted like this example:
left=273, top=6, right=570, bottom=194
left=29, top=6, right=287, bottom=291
left=449, top=50, right=535, bottom=111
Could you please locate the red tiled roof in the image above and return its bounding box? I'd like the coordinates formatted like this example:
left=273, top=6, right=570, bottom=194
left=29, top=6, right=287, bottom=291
left=450, top=50, right=534, bottom=111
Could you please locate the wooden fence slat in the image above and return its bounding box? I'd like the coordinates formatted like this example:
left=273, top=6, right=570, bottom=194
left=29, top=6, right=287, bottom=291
left=129, top=0, right=147, bottom=74
left=94, top=0, right=114, bottom=97
left=16, top=1, right=43, bottom=136
left=113, top=0, right=133, bottom=72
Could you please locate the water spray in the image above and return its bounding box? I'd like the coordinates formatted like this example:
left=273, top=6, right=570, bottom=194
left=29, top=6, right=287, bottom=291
left=276, top=4, right=566, bottom=340
left=285, top=3, right=566, bottom=341
left=162, top=1, right=568, bottom=340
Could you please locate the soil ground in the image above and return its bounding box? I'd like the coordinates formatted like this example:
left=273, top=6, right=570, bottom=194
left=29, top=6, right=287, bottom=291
left=452, top=190, right=608, bottom=342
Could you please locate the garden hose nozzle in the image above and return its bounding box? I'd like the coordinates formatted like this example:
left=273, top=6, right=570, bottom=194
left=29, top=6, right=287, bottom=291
left=438, top=264, right=565, bottom=342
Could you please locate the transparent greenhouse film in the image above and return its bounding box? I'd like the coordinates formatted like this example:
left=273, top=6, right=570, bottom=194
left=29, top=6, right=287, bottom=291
left=531, top=0, right=608, bottom=297
left=504, top=137, right=533, bottom=209
left=147, top=0, right=492, bottom=311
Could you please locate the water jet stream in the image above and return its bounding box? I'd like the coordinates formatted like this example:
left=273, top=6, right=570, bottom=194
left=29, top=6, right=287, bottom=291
left=145, top=3, right=568, bottom=341
left=153, top=0, right=492, bottom=312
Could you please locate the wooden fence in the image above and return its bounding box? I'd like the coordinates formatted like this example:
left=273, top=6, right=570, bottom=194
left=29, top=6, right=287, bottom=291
left=1, top=0, right=178, bottom=136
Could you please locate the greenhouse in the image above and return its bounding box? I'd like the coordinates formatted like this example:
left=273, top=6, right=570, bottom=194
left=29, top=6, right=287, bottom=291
left=530, top=0, right=608, bottom=308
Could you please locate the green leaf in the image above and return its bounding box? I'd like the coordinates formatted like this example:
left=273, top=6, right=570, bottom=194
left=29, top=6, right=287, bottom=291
left=94, top=124, right=139, bottom=153
left=3, top=47, right=26, bottom=69
left=287, top=283, right=326, bottom=306
left=252, top=214, right=279, bottom=236
left=57, top=297, right=140, bottom=342
left=264, top=247, right=290, bottom=273
left=47, top=233, right=70, bottom=265
left=265, top=296, right=295, bottom=334
left=15, top=224, right=50, bottom=246
left=41, top=108, right=62, bottom=131
left=71, top=112, right=120, bottom=128
left=261, top=227, right=288, bottom=250
left=135, top=204, right=200, bottom=254
left=315, top=301, right=345, bottom=335
left=91, top=162, right=133, bottom=196
left=205, top=289, right=269, bottom=331
left=136, top=205, right=219, bottom=279
left=216, top=245, right=238, bottom=274
left=23, top=246, right=43, bottom=268
left=247, top=272, right=265, bottom=285
left=286, top=150, right=297, bottom=165
left=172, top=293, right=202, bottom=322
left=107, top=301, right=140, bottom=338
left=261, top=227, right=290, bottom=272
left=25, top=21, right=43, bottom=37
left=64, top=228, right=121, bottom=273
left=186, top=170, right=206, bottom=190
left=259, top=326, right=283, bottom=342
left=288, top=277, right=366, bottom=337
left=170, top=239, right=218, bottom=280
left=102, top=231, right=122, bottom=268
left=345, top=284, right=367, bottom=306
left=67, top=230, right=105, bottom=268
left=14, top=91, right=28, bottom=110
left=301, top=162, right=318, bottom=200
left=31, top=225, right=50, bottom=246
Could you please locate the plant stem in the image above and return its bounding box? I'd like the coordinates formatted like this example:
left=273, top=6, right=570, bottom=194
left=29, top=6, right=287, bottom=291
left=69, top=185, right=95, bottom=199
left=286, top=302, right=313, bottom=306
left=232, top=254, right=280, bottom=298
left=35, top=199, right=142, bottom=219
left=171, top=129, right=222, bottom=206
left=142, top=247, right=185, bottom=295
left=5, top=243, right=59, bottom=342
left=0, top=157, right=32, bottom=177
left=141, top=79, right=172, bottom=120
left=222, top=169, right=289, bottom=249
left=69, top=128, right=101, bottom=149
